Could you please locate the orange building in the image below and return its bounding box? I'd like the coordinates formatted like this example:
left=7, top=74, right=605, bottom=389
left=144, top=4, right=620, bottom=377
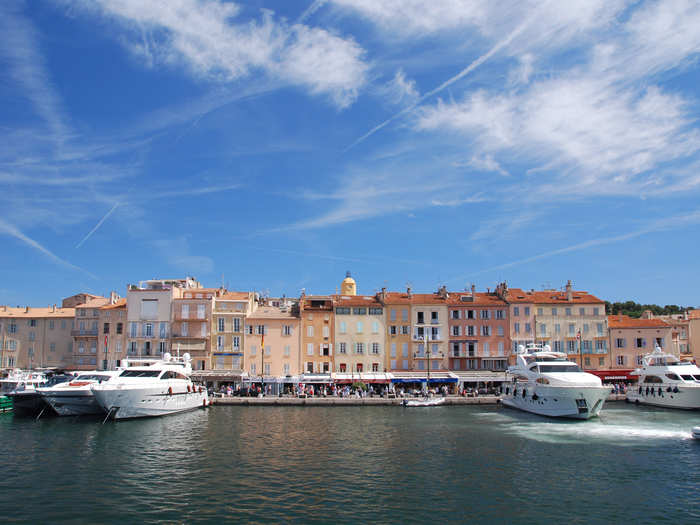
left=299, top=295, right=334, bottom=374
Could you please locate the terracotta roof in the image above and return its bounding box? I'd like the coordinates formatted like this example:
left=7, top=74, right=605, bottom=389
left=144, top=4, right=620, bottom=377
left=607, top=315, right=670, bottom=329
left=0, top=306, right=75, bottom=318
left=506, top=288, right=604, bottom=305
left=248, top=306, right=298, bottom=319
left=405, top=293, right=449, bottom=305
left=217, top=291, right=251, bottom=301
left=332, top=295, right=383, bottom=307
left=75, top=297, right=110, bottom=308
left=100, top=298, right=126, bottom=310
left=688, top=309, right=700, bottom=320
left=447, top=292, right=507, bottom=306
left=381, top=292, right=413, bottom=305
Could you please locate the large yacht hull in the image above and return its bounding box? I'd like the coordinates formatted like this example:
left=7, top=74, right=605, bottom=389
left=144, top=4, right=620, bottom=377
left=501, top=385, right=611, bottom=419
left=7, top=391, right=50, bottom=417
left=40, top=389, right=104, bottom=416
left=626, top=385, right=700, bottom=410
left=92, top=386, right=208, bottom=420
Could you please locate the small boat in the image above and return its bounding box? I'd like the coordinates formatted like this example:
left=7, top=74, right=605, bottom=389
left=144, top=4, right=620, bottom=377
left=91, top=353, right=208, bottom=420
left=501, top=344, right=612, bottom=419
left=38, top=371, right=121, bottom=416
left=6, top=371, right=73, bottom=417
left=626, top=346, right=700, bottom=409
left=402, top=397, right=445, bottom=407
left=692, top=427, right=700, bottom=440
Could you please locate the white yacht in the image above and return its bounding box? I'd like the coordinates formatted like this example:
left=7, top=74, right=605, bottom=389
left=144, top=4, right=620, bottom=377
left=626, top=346, right=700, bottom=409
left=38, top=371, right=121, bottom=416
left=501, top=344, right=612, bottom=419
left=90, top=353, right=209, bottom=420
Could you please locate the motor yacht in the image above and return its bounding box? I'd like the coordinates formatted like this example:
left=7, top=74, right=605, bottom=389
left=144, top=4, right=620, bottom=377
left=90, top=353, right=209, bottom=420
left=501, top=344, right=612, bottom=419
left=38, top=371, right=121, bottom=416
left=626, top=346, right=700, bottom=409
left=5, top=371, right=72, bottom=417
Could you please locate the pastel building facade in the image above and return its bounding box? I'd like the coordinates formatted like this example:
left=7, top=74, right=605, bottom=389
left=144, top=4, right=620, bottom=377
left=334, top=295, right=386, bottom=374
left=172, top=288, right=218, bottom=371
left=383, top=291, right=413, bottom=371
left=244, top=304, right=300, bottom=378
left=98, top=297, right=127, bottom=370
left=72, top=296, right=110, bottom=370
left=299, top=295, right=335, bottom=375
left=608, top=315, right=672, bottom=371
left=447, top=287, right=510, bottom=371
left=411, top=290, right=449, bottom=372
left=0, top=304, right=75, bottom=369
left=211, top=291, right=254, bottom=371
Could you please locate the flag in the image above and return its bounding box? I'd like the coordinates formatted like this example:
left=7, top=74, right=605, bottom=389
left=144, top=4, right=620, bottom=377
left=261, top=333, right=265, bottom=352
left=576, top=329, right=581, bottom=341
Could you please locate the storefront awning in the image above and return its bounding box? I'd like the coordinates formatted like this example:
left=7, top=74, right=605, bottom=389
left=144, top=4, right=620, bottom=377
left=390, top=372, right=459, bottom=383
left=332, top=373, right=393, bottom=384
left=586, top=369, right=636, bottom=381
left=300, top=374, right=332, bottom=383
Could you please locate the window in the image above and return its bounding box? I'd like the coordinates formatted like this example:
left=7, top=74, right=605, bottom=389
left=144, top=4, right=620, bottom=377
left=356, top=343, right=365, bottom=354
left=369, top=308, right=383, bottom=315
left=372, top=343, right=380, bottom=354
left=217, top=336, right=224, bottom=350
left=598, top=357, right=604, bottom=366
left=635, top=338, right=646, bottom=349
left=129, top=322, right=137, bottom=337
left=466, top=310, right=475, bottom=319
left=116, top=341, right=122, bottom=354
left=617, top=356, right=625, bottom=366
left=372, top=363, right=379, bottom=372
left=339, top=342, right=347, bottom=354
left=158, top=341, right=167, bottom=354
left=251, top=345, right=257, bottom=356
left=390, top=359, right=397, bottom=369
left=79, top=342, right=85, bottom=353
left=616, top=338, right=626, bottom=348
left=568, top=323, right=575, bottom=336
left=552, top=308, right=557, bottom=316
left=637, top=355, right=644, bottom=365
left=145, top=323, right=153, bottom=337
left=418, top=360, right=425, bottom=370
left=595, top=340, right=607, bottom=352
left=513, top=306, right=520, bottom=316
left=49, top=320, right=54, bottom=330
left=555, top=323, right=561, bottom=334
left=356, top=363, right=363, bottom=373
left=593, top=307, right=599, bottom=316
left=283, top=325, right=292, bottom=336
left=401, top=325, right=409, bottom=335
left=390, top=325, right=397, bottom=335
left=339, top=321, right=347, bottom=334
left=50, top=343, right=55, bottom=352
left=579, top=307, right=585, bottom=316
left=264, top=363, right=271, bottom=375
left=356, top=322, right=363, bottom=334
left=336, top=307, right=350, bottom=315
left=583, top=324, right=589, bottom=334
left=246, top=325, right=253, bottom=335
left=524, top=307, right=530, bottom=316
left=582, top=340, right=592, bottom=352
left=481, top=326, right=491, bottom=336
left=256, top=325, right=266, bottom=335
left=539, top=323, right=547, bottom=337
left=218, top=318, right=225, bottom=332
left=565, top=307, right=572, bottom=316
left=372, top=322, right=379, bottom=334
left=29, top=319, right=37, bottom=327
left=655, top=337, right=664, bottom=348
left=553, top=341, right=563, bottom=352
left=283, top=345, right=290, bottom=357
left=417, top=311, right=425, bottom=324
left=29, top=331, right=35, bottom=341
left=402, top=343, right=408, bottom=357
left=116, top=322, right=123, bottom=335
left=496, top=310, right=505, bottom=320
left=483, top=342, right=490, bottom=356
left=567, top=340, right=576, bottom=353
left=498, top=342, right=504, bottom=355
left=584, top=357, right=591, bottom=366
left=596, top=323, right=604, bottom=336
left=250, top=363, right=256, bottom=375
left=391, top=343, right=397, bottom=357
left=233, top=318, right=241, bottom=332
left=452, top=325, right=460, bottom=336
left=525, top=323, right=531, bottom=333
left=537, top=308, right=543, bottom=316
left=307, top=343, right=313, bottom=356
left=480, top=310, right=490, bottom=320
left=197, top=304, right=206, bottom=319
left=402, top=309, right=408, bottom=321
left=159, top=322, right=167, bottom=338
left=353, top=307, right=367, bottom=315
left=431, top=311, right=439, bottom=322
left=390, top=309, right=397, bottom=321
left=233, top=336, right=240, bottom=349
left=8, top=322, right=17, bottom=334
left=402, top=359, right=408, bottom=369
left=61, top=320, right=66, bottom=329
left=283, top=363, right=290, bottom=375
left=514, top=322, right=520, bottom=334
left=451, top=310, right=460, bottom=320
left=307, top=325, right=314, bottom=337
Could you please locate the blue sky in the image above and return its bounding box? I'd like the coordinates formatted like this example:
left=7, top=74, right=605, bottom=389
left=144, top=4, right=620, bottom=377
left=2, top=0, right=700, bottom=307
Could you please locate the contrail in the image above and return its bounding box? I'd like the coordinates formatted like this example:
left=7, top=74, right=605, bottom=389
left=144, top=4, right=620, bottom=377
left=344, top=10, right=538, bottom=152
left=75, top=202, right=120, bottom=249
left=0, top=218, right=97, bottom=278
left=298, top=0, right=327, bottom=24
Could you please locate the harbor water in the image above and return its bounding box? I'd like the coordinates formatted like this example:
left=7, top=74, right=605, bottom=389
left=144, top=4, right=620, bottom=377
left=1, top=404, right=699, bottom=523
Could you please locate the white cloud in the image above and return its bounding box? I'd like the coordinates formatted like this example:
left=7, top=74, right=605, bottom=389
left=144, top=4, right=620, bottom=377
left=378, top=69, right=419, bottom=106
left=71, top=0, right=368, bottom=108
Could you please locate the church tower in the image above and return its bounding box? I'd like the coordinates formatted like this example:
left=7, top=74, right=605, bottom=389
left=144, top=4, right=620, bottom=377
left=340, top=271, right=357, bottom=296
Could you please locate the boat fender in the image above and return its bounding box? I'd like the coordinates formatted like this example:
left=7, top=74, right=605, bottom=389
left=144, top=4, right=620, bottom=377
left=667, top=386, right=672, bottom=392
left=658, top=387, right=662, bottom=396
left=187, top=385, right=191, bottom=393
left=168, top=386, right=173, bottom=396
left=532, top=393, right=539, bottom=401
left=645, top=387, right=650, bottom=395
left=505, top=387, right=510, bottom=395
left=199, top=386, right=203, bottom=393
left=522, top=389, right=526, bottom=398
left=673, top=386, right=679, bottom=393
left=638, top=386, right=642, bottom=394
left=203, top=399, right=206, bottom=407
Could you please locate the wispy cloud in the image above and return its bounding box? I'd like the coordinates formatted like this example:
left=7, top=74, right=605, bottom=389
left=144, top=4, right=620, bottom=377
left=0, top=218, right=97, bottom=278
left=298, top=0, right=328, bottom=24
left=75, top=202, right=120, bottom=249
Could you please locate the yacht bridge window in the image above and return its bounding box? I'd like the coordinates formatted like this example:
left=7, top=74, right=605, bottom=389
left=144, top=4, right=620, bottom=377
left=538, top=364, right=581, bottom=373
left=119, top=370, right=161, bottom=377
left=665, top=373, right=681, bottom=381
left=643, top=375, right=663, bottom=383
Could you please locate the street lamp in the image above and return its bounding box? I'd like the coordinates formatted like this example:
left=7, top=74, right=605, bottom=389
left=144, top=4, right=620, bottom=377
left=414, top=332, right=444, bottom=394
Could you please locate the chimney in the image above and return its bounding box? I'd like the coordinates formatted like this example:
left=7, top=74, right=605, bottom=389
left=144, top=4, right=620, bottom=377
left=381, top=287, right=387, bottom=303
left=471, top=284, right=476, bottom=295
left=24, top=306, right=29, bottom=313
left=52, top=304, right=56, bottom=312
left=566, top=280, right=573, bottom=302
left=407, top=286, right=412, bottom=299
left=437, top=285, right=448, bottom=299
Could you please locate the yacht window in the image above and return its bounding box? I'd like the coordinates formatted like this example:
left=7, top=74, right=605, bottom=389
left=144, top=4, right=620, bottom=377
left=538, top=365, right=581, bottom=373
left=665, top=374, right=681, bottom=381
left=680, top=375, right=694, bottom=381
left=75, top=374, right=112, bottom=381
left=119, top=370, right=161, bottom=377
left=644, top=375, right=662, bottom=383
left=160, top=371, right=172, bottom=380
left=693, top=375, right=700, bottom=381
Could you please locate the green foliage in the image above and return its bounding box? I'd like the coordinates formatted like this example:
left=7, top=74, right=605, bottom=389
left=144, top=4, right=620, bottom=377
left=351, top=381, right=368, bottom=391
left=604, top=301, right=693, bottom=318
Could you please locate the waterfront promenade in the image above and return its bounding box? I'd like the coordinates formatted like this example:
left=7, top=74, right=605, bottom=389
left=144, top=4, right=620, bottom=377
left=212, top=394, right=627, bottom=406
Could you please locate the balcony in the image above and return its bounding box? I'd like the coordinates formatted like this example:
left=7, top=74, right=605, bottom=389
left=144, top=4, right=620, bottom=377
left=71, top=329, right=97, bottom=337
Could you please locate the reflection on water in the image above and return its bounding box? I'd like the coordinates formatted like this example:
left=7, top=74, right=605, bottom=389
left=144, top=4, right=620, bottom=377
left=1, top=404, right=699, bottom=524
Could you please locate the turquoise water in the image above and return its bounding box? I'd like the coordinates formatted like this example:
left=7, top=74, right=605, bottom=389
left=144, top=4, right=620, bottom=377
left=1, top=404, right=699, bottom=523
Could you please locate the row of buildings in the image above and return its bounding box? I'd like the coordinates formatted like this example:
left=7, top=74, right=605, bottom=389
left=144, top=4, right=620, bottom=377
left=1, top=274, right=698, bottom=389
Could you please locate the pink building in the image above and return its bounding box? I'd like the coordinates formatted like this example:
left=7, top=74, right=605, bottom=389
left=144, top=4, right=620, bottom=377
left=607, top=314, right=672, bottom=376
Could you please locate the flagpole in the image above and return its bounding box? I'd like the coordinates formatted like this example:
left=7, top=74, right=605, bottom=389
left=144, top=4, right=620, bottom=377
left=578, top=329, right=583, bottom=370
